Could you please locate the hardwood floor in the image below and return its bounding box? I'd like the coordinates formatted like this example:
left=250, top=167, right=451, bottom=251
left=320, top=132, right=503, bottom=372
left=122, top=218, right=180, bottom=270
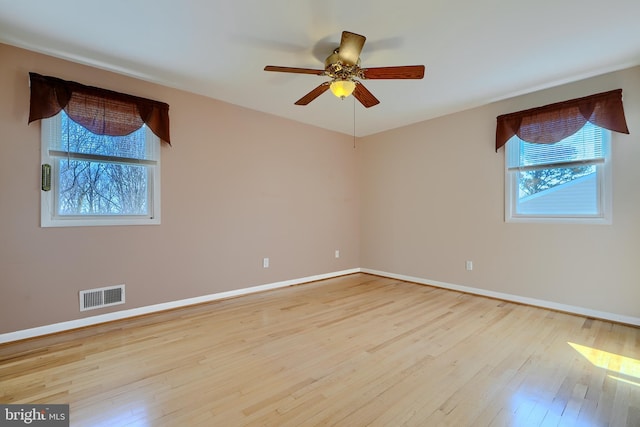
left=1, top=273, right=639, bottom=426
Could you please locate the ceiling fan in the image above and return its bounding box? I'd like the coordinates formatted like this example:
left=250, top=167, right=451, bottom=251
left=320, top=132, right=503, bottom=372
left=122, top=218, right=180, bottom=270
left=264, top=31, right=425, bottom=108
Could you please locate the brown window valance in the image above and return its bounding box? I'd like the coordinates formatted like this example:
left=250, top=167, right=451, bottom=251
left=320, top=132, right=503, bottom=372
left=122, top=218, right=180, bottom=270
left=28, top=72, right=171, bottom=144
left=495, top=89, right=629, bottom=151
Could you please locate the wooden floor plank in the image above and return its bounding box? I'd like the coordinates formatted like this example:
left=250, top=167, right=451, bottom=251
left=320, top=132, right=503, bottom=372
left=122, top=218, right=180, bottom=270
left=1, top=273, right=638, bottom=426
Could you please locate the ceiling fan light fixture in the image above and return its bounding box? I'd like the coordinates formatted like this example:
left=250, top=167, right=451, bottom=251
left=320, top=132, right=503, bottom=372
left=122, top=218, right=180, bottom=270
left=330, top=79, right=356, bottom=99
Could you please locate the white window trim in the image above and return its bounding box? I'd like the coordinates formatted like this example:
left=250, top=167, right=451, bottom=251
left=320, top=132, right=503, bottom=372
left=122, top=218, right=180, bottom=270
left=40, top=114, right=161, bottom=227
left=504, top=132, right=612, bottom=225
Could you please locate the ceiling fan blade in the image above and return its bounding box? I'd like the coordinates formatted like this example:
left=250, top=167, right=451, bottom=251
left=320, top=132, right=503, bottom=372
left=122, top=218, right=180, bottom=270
left=353, top=82, right=380, bottom=108
left=294, top=83, right=331, bottom=105
left=264, top=66, right=326, bottom=75
left=362, top=65, right=425, bottom=79
left=338, top=31, right=366, bottom=66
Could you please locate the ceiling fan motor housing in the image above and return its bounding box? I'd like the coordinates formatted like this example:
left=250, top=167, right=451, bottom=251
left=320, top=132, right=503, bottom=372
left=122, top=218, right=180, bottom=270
left=325, top=52, right=362, bottom=82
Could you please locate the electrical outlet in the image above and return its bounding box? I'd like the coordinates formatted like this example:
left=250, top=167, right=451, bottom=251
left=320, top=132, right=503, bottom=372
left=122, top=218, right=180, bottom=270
left=466, top=260, right=473, bottom=271
left=335, top=250, right=340, bottom=258
left=263, top=257, right=269, bottom=268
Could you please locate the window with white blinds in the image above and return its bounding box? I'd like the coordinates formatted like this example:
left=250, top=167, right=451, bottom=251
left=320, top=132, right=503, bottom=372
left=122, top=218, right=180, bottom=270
left=41, top=111, right=161, bottom=227
left=505, top=122, right=611, bottom=223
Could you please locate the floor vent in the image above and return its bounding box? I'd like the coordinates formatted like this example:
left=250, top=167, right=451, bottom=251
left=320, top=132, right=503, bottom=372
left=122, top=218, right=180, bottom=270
left=80, top=285, right=125, bottom=311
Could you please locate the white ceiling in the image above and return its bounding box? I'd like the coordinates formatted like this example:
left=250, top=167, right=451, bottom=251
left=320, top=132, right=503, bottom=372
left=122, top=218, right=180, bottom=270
left=1, top=0, right=639, bottom=137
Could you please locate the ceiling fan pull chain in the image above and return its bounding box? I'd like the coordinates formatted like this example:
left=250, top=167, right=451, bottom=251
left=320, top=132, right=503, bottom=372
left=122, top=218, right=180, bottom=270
left=353, top=96, right=356, bottom=149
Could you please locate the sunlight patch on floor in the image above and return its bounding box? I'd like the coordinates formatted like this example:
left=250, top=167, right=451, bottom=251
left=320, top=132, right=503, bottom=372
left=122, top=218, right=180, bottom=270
left=607, top=375, right=640, bottom=388
left=568, top=342, right=640, bottom=380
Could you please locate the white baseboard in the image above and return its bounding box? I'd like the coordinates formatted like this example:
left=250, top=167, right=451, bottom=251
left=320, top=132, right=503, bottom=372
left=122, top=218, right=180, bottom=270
left=361, top=268, right=640, bottom=327
left=3, top=267, right=637, bottom=344
left=0, top=268, right=360, bottom=344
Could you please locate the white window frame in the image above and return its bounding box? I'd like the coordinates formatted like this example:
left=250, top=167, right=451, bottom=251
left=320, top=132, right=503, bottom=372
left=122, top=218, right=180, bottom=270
left=504, top=127, right=612, bottom=224
left=40, top=113, right=161, bottom=227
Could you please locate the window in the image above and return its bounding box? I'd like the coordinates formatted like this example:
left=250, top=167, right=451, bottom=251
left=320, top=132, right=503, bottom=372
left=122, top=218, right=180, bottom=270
left=28, top=72, right=169, bottom=227
left=41, top=111, right=161, bottom=227
left=505, top=122, right=611, bottom=223
left=497, top=89, right=628, bottom=224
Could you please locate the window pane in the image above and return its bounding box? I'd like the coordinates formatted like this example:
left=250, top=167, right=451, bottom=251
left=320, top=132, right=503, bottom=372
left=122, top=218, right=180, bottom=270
left=56, top=111, right=149, bottom=160
left=518, top=165, right=596, bottom=197
left=516, top=167, right=598, bottom=216
left=57, top=159, right=149, bottom=216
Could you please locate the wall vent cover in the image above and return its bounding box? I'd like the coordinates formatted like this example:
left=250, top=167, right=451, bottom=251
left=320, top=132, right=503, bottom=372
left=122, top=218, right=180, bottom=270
left=79, top=285, right=125, bottom=311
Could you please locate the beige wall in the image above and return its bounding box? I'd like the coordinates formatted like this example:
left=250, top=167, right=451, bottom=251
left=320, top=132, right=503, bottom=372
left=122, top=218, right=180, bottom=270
left=360, top=66, right=640, bottom=318
left=2, top=41, right=638, bottom=336
left=0, top=44, right=360, bottom=333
